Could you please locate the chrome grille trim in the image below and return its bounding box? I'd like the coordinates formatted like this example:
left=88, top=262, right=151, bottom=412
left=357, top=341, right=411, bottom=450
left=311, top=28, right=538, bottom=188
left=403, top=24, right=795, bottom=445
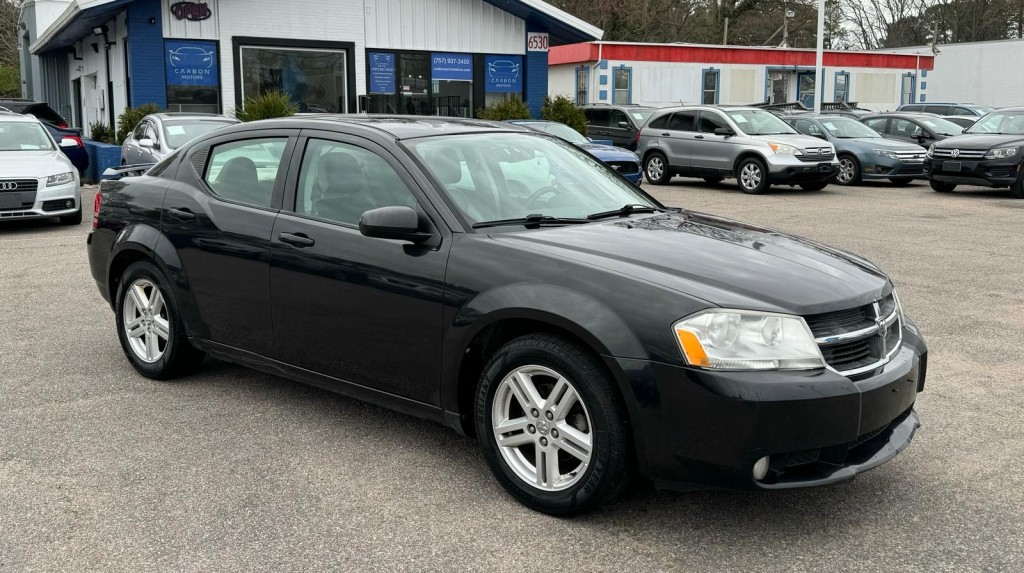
left=932, top=149, right=985, bottom=159
left=806, top=294, right=903, bottom=376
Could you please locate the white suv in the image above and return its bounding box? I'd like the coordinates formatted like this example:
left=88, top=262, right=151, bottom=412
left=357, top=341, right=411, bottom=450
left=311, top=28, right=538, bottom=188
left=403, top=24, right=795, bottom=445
left=0, top=112, right=82, bottom=224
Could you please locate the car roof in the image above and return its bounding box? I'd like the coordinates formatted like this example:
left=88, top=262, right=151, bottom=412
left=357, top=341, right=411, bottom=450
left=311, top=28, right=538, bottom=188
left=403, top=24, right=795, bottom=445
left=225, top=115, right=529, bottom=140
left=863, top=112, right=937, bottom=119
left=149, top=113, right=237, bottom=121
left=581, top=104, right=655, bottom=109
left=0, top=112, right=43, bottom=123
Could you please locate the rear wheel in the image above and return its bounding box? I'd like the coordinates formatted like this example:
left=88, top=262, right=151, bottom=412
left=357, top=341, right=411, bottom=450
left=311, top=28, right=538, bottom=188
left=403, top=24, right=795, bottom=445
left=475, top=334, right=631, bottom=516
left=736, top=157, right=769, bottom=194
left=799, top=182, right=828, bottom=191
left=114, top=261, right=205, bottom=380
left=59, top=207, right=83, bottom=225
left=836, top=155, right=861, bottom=185
left=888, top=178, right=913, bottom=186
left=644, top=152, right=671, bottom=185
left=930, top=180, right=956, bottom=193
left=703, top=176, right=724, bottom=185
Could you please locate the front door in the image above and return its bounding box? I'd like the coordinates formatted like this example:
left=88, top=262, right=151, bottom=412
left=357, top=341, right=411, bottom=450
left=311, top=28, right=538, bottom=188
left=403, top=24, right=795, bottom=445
left=162, top=130, right=296, bottom=355
left=606, top=109, right=635, bottom=149
left=268, top=133, right=449, bottom=404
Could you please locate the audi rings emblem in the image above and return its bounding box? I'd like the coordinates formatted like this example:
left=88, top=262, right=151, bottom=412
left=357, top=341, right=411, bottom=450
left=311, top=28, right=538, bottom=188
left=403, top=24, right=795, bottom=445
left=951, top=149, right=961, bottom=158
left=0, top=182, right=19, bottom=191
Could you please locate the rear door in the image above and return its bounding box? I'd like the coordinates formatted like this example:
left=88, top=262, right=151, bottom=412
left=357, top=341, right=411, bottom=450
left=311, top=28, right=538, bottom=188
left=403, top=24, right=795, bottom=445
left=268, top=131, right=449, bottom=404
left=162, top=129, right=297, bottom=355
left=691, top=110, right=735, bottom=174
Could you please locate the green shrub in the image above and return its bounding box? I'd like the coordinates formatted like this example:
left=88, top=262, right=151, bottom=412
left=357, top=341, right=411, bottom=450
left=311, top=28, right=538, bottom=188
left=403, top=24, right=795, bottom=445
left=116, top=103, right=163, bottom=145
left=0, top=67, right=20, bottom=99
left=88, top=122, right=115, bottom=144
left=476, top=96, right=531, bottom=121
left=541, top=95, right=588, bottom=136
left=235, top=91, right=299, bottom=122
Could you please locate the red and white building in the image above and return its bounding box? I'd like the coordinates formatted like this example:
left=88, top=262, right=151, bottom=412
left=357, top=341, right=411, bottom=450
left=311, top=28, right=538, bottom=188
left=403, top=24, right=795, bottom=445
left=549, top=42, right=935, bottom=111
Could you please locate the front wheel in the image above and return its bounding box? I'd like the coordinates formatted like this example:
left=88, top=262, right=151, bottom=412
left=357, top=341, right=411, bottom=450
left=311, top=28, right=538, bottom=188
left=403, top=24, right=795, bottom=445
left=59, top=207, right=83, bottom=225
left=114, top=261, right=205, bottom=380
left=475, top=334, right=631, bottom=516
left=930, top=180, right=956, bottom=193
left=736, top=157, right=769, bottom=194
left=836, top=155, right=862, bottom=185
left=644, top=152, right=671, bottom=185
left=799, top=182, right=828, bottom=191
left=1011, top=175, right=1024, bottom=199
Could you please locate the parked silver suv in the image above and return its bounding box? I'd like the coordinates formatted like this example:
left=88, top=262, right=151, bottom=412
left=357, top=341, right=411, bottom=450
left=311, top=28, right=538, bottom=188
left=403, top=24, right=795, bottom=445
left=638, top=106, right=840, bottom=193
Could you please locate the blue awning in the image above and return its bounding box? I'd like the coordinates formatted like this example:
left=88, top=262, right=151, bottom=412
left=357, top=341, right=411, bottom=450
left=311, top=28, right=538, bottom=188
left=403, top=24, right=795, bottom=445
left=482, top=0, right=603, bottom=44
left=32, top=0, right=136, bottom=55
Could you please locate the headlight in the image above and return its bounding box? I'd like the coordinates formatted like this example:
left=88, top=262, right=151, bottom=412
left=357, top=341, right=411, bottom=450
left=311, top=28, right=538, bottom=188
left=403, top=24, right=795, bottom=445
left=768, top=142, right=801, bottom=155
left=874, top=149, right=899, bottom=160
left=926, top=144, right=935, bottom=158
left=673, top=310, right=825, bottom=371
left=984, top=146, right=1018, bottom=159
left=46, top=172, right=74, bottom=187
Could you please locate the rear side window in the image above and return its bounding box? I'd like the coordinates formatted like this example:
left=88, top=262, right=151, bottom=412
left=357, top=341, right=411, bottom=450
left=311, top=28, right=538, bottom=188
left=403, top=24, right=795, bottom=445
left=668, top=111, right=697, bottom=131
left=204, top=137, right=288, bottom=209
left=952, top=106, right=973, bottom=116
left=647, top=115, right=670, bottom=129
left=924, top=105, right=950, bottom=115
left=901, top=105, right=922, bottom=112
left=864, top=118, right=888, bottom=133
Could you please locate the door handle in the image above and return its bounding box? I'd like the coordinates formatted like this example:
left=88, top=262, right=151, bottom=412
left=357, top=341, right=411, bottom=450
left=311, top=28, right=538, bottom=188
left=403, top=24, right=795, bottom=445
left=279, top=232, right=315, bottom=248
left=694, top=134, right=705, bottom=139
left=167, top=207, right=196, bottom=221
left=661, top=132, right=671, bottom=136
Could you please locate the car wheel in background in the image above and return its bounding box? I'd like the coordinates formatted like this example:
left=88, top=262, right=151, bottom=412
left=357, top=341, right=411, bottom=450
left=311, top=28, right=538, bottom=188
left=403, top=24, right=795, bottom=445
left=703, top=176, right=724, bottom=185
left=835, top=155, right=862, bottom=185
left=1011, top=175, right=1024, bottom=199
left=644, top=152, right=671, bottom=185
left=889, top=178, right=913, bottom=186
left=59, top=207, right=83, bottom=225
left=736, top=157, right=769, bottom=194
left=799, top=182, right=828, bottom=191
left=114, top=261, right=205, bottom=380
left=475, top=334, right=631, bottom=516
left=930, top=181, right=956, bottom=193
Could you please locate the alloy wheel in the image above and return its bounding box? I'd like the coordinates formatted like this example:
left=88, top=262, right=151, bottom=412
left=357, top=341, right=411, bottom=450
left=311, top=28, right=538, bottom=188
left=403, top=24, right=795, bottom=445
left=491, top=365, right=593, bottom=492
left=122, top=278, right=170, bottom=363
left=646, top=157, right=664, bottom=181
left=837, top=158, right=855, bottom=184
left=740, top=163, right=762, bottom=190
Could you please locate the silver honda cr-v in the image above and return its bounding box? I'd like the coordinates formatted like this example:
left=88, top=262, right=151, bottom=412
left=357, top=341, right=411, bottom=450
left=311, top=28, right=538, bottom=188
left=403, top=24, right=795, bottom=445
left=637, top=106, right=840, bottom=193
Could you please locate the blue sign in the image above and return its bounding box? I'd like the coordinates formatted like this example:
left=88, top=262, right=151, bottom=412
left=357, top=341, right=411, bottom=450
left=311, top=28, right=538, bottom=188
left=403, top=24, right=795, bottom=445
left=431, top=52, right=473, bottom=81
left=165, top=40, right=219, bottom=87
left=368, top=51, right=396, bottom=94
left=485, top=55, right=522, bottom=93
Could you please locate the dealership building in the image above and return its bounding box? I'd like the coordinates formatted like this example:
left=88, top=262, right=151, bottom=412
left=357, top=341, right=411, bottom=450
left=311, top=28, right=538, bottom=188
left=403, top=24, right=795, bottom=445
left=19, top=0, right=600, bottom=137
left=548, top=42, right=935, bottom=112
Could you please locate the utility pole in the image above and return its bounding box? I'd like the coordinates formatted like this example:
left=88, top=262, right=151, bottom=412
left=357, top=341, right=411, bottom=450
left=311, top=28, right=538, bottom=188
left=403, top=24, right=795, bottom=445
left=781, top=0, right=789, bottom=47
left=813, top=0, right=824, bottom=113
left=723, top=17, right=730, bottom=45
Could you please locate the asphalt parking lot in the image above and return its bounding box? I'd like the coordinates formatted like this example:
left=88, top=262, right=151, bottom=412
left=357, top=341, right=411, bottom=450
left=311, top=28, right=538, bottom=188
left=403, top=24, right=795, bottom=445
left=2, top=180, right=1022, bottom=572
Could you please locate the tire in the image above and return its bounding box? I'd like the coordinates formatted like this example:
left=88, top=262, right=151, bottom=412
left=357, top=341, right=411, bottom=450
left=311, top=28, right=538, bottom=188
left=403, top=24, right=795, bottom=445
left=1011, top=175, right=1024, bottom=199
left=475, top=334, right=631, bottom=516
left=930, top=180, right=956, bottom=193
left=799, top=182, right=828, bottom=191
left=888, top=178, right=913, bottom=186
left=59, top=207, right=83, bottom=225
left=835, top=155, right=862, bottom=185
left=644, top=152, right=671, bottom=185
left=114, top=261, right=205, bottom=380
left=736, top=157, right=770, bottom=194
left=703, top=176, right=724, bottom=185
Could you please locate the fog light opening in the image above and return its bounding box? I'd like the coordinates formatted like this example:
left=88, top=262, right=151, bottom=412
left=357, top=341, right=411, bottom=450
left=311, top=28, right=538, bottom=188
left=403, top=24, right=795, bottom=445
left=753, top=456, right=770, bottom=481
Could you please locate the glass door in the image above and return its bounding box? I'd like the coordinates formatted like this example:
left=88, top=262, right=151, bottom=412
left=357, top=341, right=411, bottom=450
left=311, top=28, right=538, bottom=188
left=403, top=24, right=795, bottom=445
left=768, top=72, right=788, bottom=104
left=797, top=72, right=816, bottom=108
left=399, top=53, right=431, bottom=115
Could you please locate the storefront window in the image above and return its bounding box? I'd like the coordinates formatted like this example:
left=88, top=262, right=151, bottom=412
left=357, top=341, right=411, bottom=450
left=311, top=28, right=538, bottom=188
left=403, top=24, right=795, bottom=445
left=166, top=40, right=221, bottom=114
left=241, top=46, right=348, bottom=113
left=365, top=51, right=397, bottom=113
left=702, top=69, right=719, bottom=105
left=484, top=55, right=523, bottom=110
left=431, top=53, right=473, bottom=117
left=399, top=53, right=431, bottom=115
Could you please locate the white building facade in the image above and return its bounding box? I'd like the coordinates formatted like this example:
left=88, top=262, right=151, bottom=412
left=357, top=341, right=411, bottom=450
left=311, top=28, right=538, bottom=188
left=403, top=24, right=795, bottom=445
left=890, top=39, right=1024, bottom=108
left=549, top=42, right=934, bottom=112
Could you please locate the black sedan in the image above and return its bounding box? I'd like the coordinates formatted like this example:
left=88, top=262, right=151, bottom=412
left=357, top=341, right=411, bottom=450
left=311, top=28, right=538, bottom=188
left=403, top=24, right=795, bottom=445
left=87, top=116, right=927, bottom=515
left=860, top=112, right=964, bottom=148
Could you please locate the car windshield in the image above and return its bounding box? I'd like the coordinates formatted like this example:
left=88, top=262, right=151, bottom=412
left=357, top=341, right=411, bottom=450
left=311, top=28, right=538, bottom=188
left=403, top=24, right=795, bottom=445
left=162, top=119, right=236, bottom=149
left=917, top=117, right=964, bottom=136
left=524, top=122, right=589, bottom=145
left=819, top=118, right=881, bottom=138
left=0, top=121, right=54, bottom=151
left=965, top=112, right=1024, bottom=135
left=968, top=105, right=994, bottom=114
left=725, top=110, right=797, bottom=135
left=406, top=132, right=656, bottom=227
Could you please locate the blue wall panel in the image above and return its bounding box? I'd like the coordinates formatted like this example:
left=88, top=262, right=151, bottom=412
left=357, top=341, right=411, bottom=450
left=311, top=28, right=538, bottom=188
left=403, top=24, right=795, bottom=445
left=127, top=0, right=166, bottom=108
left=524, top=25, right=548, bottom=118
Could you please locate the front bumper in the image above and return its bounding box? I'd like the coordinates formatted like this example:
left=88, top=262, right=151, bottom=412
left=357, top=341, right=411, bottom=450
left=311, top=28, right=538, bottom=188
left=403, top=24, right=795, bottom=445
left=924, top=157, right=1023, bottom=187
left=611, top=321, right=927, bottom=491
left=766, top=154, right=840, bottom=183
left=0, top=179, right=81, bottom=221
left=861, top=157, right=925, bottom=180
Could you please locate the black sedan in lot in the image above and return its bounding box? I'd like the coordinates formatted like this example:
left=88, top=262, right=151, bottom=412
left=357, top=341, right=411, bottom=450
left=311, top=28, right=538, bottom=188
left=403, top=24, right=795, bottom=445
left=87, top=116, right=927, bottom=515
left=925, top=107, right=1024, bottom=197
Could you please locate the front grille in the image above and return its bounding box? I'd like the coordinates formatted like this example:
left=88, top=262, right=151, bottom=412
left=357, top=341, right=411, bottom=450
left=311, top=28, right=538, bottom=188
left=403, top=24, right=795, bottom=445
left=895, top=151, right=926, bottom=163
left=797, top=147, right=835, bottom=162
left=805, top=293, right=901, bottom=375
left=606, top=160, right=640, bottom=174
left=0, top=179, right=38, bottom=193
left=932, top=148, right=985, bottom=159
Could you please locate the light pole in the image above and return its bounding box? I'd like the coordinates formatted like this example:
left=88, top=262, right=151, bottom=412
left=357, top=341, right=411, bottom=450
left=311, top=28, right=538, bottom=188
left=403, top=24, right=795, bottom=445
left=813, top=0, right=825, bottom=113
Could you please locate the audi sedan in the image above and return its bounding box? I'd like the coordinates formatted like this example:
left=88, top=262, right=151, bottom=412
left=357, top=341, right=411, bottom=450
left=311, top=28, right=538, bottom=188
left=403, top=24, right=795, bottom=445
left=87, top=116, right=927, bottom=515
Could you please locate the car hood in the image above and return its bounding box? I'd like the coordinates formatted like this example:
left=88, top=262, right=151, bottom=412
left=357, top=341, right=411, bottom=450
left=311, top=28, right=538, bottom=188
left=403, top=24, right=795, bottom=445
left=492, top=211, right=890, bottom=315
left=577, top=142, right=636, bottom=161
left=835, top=138, right=925, bottom=152
left=933, top=133, right=1024, bottom=150
left=0, top=150, right=72, bottom=177
left=747, top=133, right=833, bottom=151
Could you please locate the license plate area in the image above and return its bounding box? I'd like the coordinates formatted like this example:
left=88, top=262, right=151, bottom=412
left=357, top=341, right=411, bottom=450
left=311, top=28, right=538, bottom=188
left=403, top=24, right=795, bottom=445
left=943, top=161, right=962, bottom=172
left=0, top=193, right=24, bottom=209
left=817, top=163, right=833, bottom=172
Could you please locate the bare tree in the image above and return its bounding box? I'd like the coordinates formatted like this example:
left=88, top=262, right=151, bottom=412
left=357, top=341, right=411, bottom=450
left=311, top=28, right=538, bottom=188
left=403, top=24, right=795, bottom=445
left=0, top=0, right=24, bottom=69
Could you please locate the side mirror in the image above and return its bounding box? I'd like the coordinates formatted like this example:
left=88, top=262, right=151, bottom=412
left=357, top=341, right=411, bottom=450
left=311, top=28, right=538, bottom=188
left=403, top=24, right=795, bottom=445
left=359, top=206, right=431, bottom=243
left=916, top=134, right=927, bottom=144
left=138, top=138, right=155, bottom=149
left=617, top=121, right=630, bottom=129
left=714, top=127, right=735, bottom=136
left=814, top=133, right=828, bottom=140
left=59, top=138, right=79, bottom=148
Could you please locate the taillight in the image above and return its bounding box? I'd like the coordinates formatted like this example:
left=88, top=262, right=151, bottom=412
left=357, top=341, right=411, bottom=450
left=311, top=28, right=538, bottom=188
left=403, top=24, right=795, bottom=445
left=92, top=190, right=101, bottom=230
left=57, top=122, right=69, bottom=129
left=66, top=135, right=84, bottom=148
left=636, top=130, right=642, bottom=144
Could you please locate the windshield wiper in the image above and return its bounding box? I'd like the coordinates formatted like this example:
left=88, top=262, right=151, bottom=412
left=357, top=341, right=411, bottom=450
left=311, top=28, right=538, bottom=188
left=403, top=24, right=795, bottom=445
left=586, top=204, right=662, bottom=220
left=472, top=213, right=591, bottom=229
